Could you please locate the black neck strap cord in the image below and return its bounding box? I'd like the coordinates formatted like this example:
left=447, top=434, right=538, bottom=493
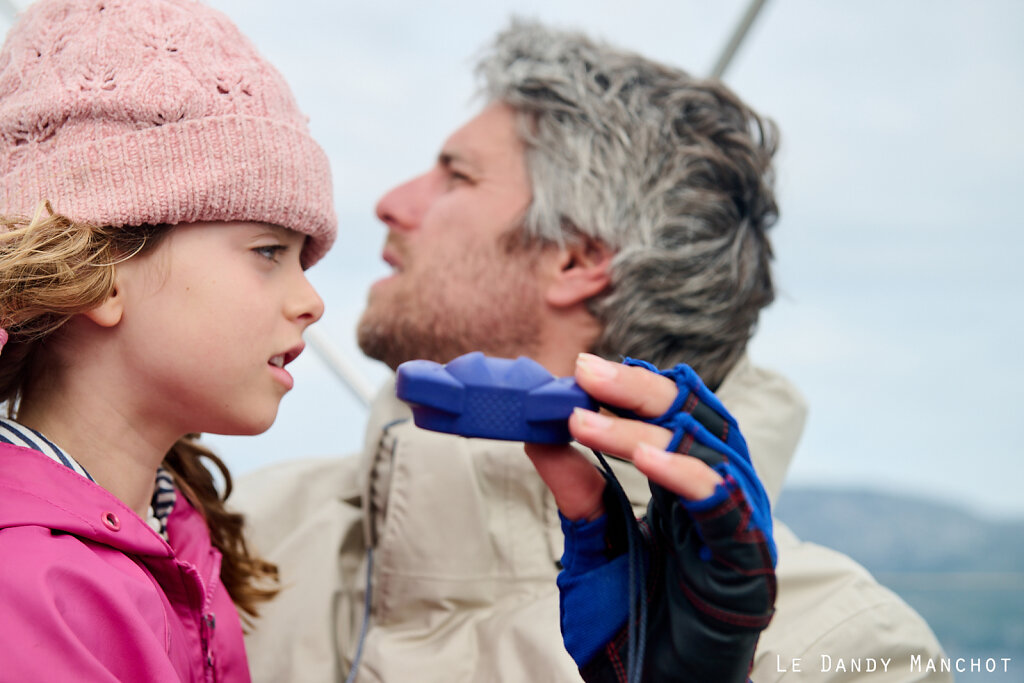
left=592, top=448, right=648, bottom=683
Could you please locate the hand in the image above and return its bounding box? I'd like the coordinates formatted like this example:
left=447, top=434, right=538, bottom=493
left=527, top=353, right=777, bottom=682
left=524, top=353, right=724, bottom=519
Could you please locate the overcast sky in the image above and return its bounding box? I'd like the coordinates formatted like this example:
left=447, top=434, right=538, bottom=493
left=4, top=1, right=1022, bottom=518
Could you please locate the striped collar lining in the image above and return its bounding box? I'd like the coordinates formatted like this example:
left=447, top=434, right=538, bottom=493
left=0, top=417, right=175, bottom=541
left=0, top=417, right=95, bottom=482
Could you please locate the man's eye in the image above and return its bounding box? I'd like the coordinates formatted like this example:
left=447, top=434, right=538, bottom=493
left=254, top=244, right=287, bottom=262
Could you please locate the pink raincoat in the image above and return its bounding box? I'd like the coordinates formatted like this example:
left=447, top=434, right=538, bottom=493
left=0, top=443, right=251, bottom=681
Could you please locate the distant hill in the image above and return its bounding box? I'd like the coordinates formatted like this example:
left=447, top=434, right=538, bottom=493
left=775, top=487, right=1024, bottom=573
left=774, top=487, right=1024, bottom=677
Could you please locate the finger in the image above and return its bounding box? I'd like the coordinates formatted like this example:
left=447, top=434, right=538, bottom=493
left=633, top=442, right=723, bottom=502
left=575, top=353, right=677, bottom=418
left=568, top=407, right=673, bottom=461
left=524, top=442, right=608, bottom=521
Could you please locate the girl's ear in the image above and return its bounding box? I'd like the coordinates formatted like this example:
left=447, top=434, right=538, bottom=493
left=545, top=237, right=614, bottom=308
left=81, top=278, right=125, bottom=328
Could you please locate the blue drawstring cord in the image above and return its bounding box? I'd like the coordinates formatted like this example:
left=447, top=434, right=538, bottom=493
left=345, top=546, right=373, bottom=683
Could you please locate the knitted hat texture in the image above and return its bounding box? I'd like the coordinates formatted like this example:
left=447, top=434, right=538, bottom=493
left=0, top=0, right=336, bottom=266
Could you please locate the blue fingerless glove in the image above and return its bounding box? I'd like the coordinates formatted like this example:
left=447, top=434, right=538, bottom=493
left=623, top=357, right=776, bottom=567
left=559, top=359, right=778, bottom=683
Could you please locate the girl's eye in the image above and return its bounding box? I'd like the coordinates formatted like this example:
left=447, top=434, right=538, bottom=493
left=254, top=244, right=287, bottom=262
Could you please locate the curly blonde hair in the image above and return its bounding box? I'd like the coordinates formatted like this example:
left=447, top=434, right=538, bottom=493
left=0, top=204, right=278, bottom=621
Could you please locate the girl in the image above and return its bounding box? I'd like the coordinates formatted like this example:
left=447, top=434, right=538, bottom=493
left=0, top=0, right=334, bottom=679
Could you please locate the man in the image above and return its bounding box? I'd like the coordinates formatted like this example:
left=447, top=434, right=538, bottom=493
left=235, top=20, right=949, bottom=682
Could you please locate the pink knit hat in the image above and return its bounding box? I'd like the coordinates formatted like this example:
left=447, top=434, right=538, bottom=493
left=0, top=0, right=336, bottom=267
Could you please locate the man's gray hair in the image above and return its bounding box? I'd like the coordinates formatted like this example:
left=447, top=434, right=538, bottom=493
left=477, top=20, right=779, bottom=388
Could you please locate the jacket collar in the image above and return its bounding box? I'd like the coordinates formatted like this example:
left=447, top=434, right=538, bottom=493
left=715, top=354, right=807, bottom=504
left=0, top=443, right=174, bottom=558
left=361, top=353, right=806, bottom=510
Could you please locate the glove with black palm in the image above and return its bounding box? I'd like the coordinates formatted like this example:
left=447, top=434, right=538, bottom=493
left=559, top=359, right=776, bottom=683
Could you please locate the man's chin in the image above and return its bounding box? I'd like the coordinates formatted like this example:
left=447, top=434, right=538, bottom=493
left=357, top=318, right=474, bottom=372
left=356, top=313, right=421, bottom=370
left=355, top=317, right=397, bottom=369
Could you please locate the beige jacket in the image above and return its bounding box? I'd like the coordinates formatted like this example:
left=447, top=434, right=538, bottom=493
left=235, top=357, right=950, bottom=682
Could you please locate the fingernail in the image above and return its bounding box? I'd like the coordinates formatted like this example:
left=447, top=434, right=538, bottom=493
left=573, top=407, right=612, bottom=430
left=577, top=353, right=616, bottom=381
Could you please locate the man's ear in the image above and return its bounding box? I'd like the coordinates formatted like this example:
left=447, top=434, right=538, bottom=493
left=81, top=277, right=125, bottom=328
left=545, top=236, right=614, bottom=308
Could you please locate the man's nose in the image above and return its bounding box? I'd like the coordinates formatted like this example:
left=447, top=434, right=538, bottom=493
left=375, top=172, right=430, bottom=233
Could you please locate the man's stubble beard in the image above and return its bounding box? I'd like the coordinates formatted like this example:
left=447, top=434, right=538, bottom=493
left=356, top=247, right=544, bottom=370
